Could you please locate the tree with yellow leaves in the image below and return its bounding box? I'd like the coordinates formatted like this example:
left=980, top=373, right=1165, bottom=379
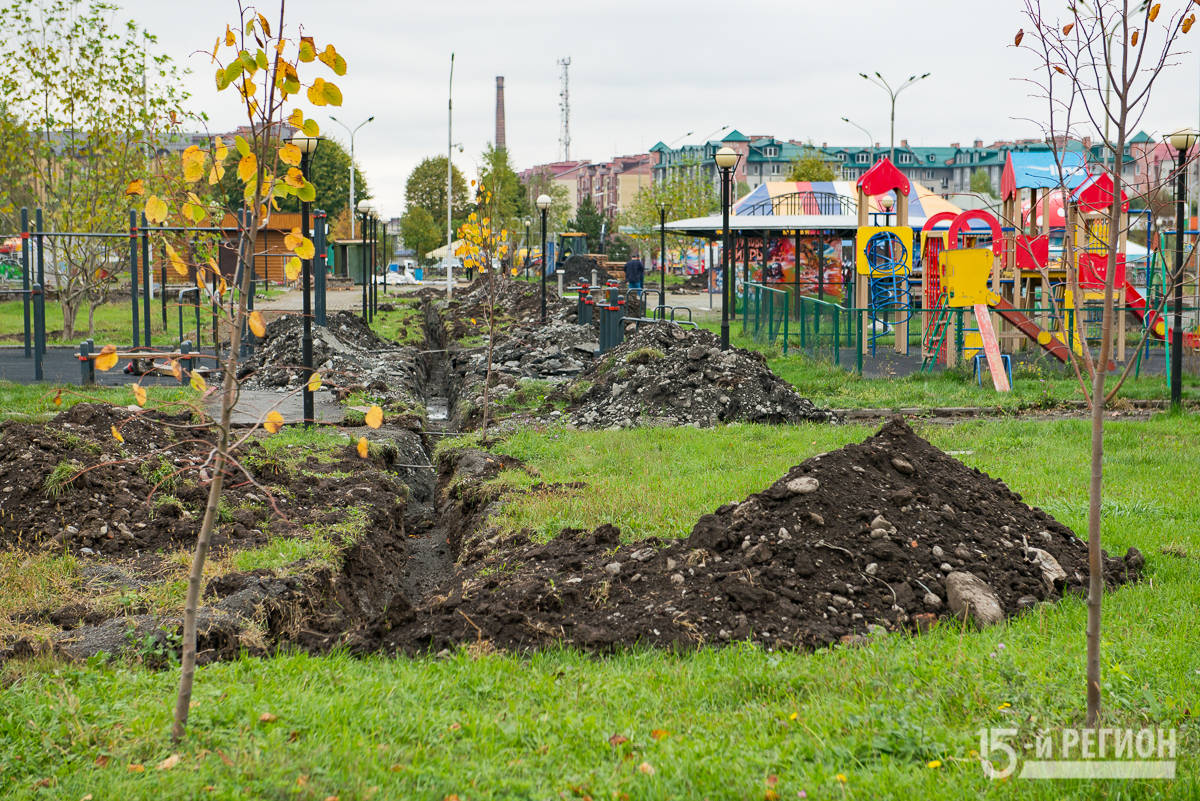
left=456, top=182, right=511, bottom=437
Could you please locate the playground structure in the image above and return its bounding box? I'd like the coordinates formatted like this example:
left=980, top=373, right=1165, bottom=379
left=853, top=159, right=914, bottom=356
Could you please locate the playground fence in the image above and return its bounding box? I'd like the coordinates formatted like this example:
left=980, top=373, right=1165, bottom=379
left=793, top=295, right=857, bottom=368
left=742, top=282, right=789, bottom=353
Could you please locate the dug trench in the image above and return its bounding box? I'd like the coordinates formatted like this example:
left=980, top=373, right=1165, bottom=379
left=0, top=289, right=1146, bottom=665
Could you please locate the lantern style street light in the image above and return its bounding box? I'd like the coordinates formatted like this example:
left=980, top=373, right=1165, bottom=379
left=536, top=194, right=552, bottom=321
left=1168, top=127, right=1197, bottom=408
left=291, top=132, right=320, bottom=427
left=357, top=199, right=372, bottom=322
left=715, top=147, right=738, bottom=350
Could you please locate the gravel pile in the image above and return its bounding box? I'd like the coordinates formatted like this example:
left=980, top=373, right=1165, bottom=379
left=567, top=322, right=836, bottom=429
left=238, top=311, right=419, bottom=399
left=355, top=418, right=1144, bottom=655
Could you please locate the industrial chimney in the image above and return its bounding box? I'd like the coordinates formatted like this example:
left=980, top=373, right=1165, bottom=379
left=495, top=76, right=506, bottom=149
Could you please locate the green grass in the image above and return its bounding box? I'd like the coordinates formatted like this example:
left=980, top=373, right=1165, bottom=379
left=372, top=298, right=425, bottom=346
left=0, top=379, right=198, bottom=420
left=2, top=417, right=1199, bottom=798
left=695, top=320, right=1200, bottom=410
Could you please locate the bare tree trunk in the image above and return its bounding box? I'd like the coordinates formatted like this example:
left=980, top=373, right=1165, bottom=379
left=172, top=227, right=256, bottom=742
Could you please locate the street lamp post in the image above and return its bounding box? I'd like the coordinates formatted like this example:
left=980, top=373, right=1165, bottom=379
left=859, top=72, right=930, bottom=164
left=537, top=194, right=551, bottom=321
left=1168, top=127, right=1197, bottom=408
left=357, top=199, right=371, bottom=322
left=880, top=193, right=895, bottom=225
left=842, top=117, right=875, bottom=169
left=658, top=204, right=669, bottom=317
left=328, top=115, right=373, bottom=238
left=523, top=218, right=532, bottom=280
left=291, top=131, right=320, bottom=428
left=715, top=147, right=738, bottom=350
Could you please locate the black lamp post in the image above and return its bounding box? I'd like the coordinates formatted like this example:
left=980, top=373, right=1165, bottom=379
left=658, top=204, right=670, bottom=317
left=536, top=194, right=551, bottom=321
left=715, top=146, right=738, bottom=350
left=523, top=218, right=532, bottom=280
left=369, top=212, right=377, bottom=321
left=1168, top=127, right=1197, bottom=409
left=292, top=131, right=321, bottom=428
left=357, top=199, right=371, bottom=322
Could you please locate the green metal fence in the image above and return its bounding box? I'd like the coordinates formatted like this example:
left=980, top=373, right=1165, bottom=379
left=793, top=295, right=857, bottom=368
left=742, top=282, right=790, bottom=353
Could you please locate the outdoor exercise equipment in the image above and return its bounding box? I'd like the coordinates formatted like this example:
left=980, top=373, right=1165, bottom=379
left=854, top=158, right=913, bottom=355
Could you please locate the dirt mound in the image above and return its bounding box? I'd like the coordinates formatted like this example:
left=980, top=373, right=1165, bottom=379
left=567, top=322, right=835, bottom=429
left=0, top=403, right=410, bottom=559
left=445, top=275, right=569, bottom=339
left=238, top=310, right=420, bottom=400
left=353, top=418, right=1142, bottom=655
left=558, top=254, right=605, bottom=289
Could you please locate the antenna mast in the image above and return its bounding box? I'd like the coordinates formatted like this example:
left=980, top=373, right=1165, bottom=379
left=557, top=57, right=571, bottom=161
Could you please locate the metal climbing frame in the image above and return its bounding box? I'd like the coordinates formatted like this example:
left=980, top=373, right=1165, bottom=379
left=864, top=231, right=913, bottom=356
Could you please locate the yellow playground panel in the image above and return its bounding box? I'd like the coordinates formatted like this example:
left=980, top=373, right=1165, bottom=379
left=938, top=247, right=993, bottom=307
left=855, top=226, right=913, bottom=275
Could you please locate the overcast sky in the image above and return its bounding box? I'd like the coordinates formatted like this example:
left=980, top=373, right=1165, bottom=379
left=120, top=0, right=1200, bottom=217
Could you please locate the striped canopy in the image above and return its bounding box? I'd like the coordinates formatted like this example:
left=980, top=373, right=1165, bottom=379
left=732, top=181, right=970, bottom=227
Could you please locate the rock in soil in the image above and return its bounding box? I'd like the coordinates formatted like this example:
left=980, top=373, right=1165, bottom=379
left=351, top=417, right=1142, bottom=655
left=567, top=322, right=836, bottom=429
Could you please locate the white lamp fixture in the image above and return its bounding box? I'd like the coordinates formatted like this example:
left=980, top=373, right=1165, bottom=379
left=880, top=194, right=895, bottom=211
left=1168, top=127, right=1198, bottom=151
left=536, top=194, right=552, bottom=211
left=290, top=132, right=319, bottom=155
left=357, top=199, right=372, bottom=215
left=714, top=146, right=737, bottom=169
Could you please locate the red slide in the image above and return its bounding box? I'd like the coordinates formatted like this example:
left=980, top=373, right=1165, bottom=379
left=988, top=296, right=1071, bottom=364
left=1124, top=281, right=1200, bottom=348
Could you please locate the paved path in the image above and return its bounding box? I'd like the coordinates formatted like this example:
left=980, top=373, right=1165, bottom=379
left=204, top=388, right=344, bottom=427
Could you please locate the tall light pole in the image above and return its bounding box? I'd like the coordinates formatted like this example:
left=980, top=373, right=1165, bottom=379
left=446, top=53, right=456, bottom=299
left=328, top=114, right=373, bottom=238
left=842, top=117, right=875, bottom=172
left=1168, top=128, right=1197, bottom=409
left=523, top=217, right=532, bottom=280
left=291, top=131, right=320, bottom=428
left=537, top=194, right=551, bottom=321
left=859, top=72, right=930, bottom=164
left=715, top=147, right=738, bottom=350
left=357, top=199, right=372, bottom=322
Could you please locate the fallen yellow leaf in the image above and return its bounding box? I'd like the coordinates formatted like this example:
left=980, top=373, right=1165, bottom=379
left=638, top=761, right=655, bottom=775
left=264, top=410, right=284, bottom=434
left=157, top=754, right=180, bottom=770
left=95, top=344, right=119, bottom=372
left=127, top=763, right=145, bottom=773
left=357, top=437, right=369, bottom=458
left=364, top=406, right=383, bottom=429
left=259, top=712, right=278, bottom=723
left=111, top=425, right=124, bottom=443
left=249, top=310, right=266, bottom=337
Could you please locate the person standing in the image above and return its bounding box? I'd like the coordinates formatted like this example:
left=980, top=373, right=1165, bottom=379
left=624, top=251, right=644, bottom=290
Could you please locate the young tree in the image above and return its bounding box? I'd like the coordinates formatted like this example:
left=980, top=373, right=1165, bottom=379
left=786, top=142, right=841, bottom=182
left=455, top=183, right=510, bottom=437
left=0, top=0, right=189, bottom=340
left=478, top=144, right=525, bottom=235
left=1017, top=0, right=1193, bottom=727
left=89, top=5, right=365, bottom=742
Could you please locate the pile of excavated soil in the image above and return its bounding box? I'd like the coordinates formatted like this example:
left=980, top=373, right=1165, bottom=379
left=0, top=402, right=423, bottom=663
left=355, top=419, right=1143, bottom=655
left=238, top=311, right=420, bottom=401
left=567, top=322, right=836, bottom=429
left=443, top=275, right=571, bottom=338
left=455, top=322, right=597, bottom=385
left=0, top=403, right=410, bottom=559
left=558, top=254, right=606, bottom=290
